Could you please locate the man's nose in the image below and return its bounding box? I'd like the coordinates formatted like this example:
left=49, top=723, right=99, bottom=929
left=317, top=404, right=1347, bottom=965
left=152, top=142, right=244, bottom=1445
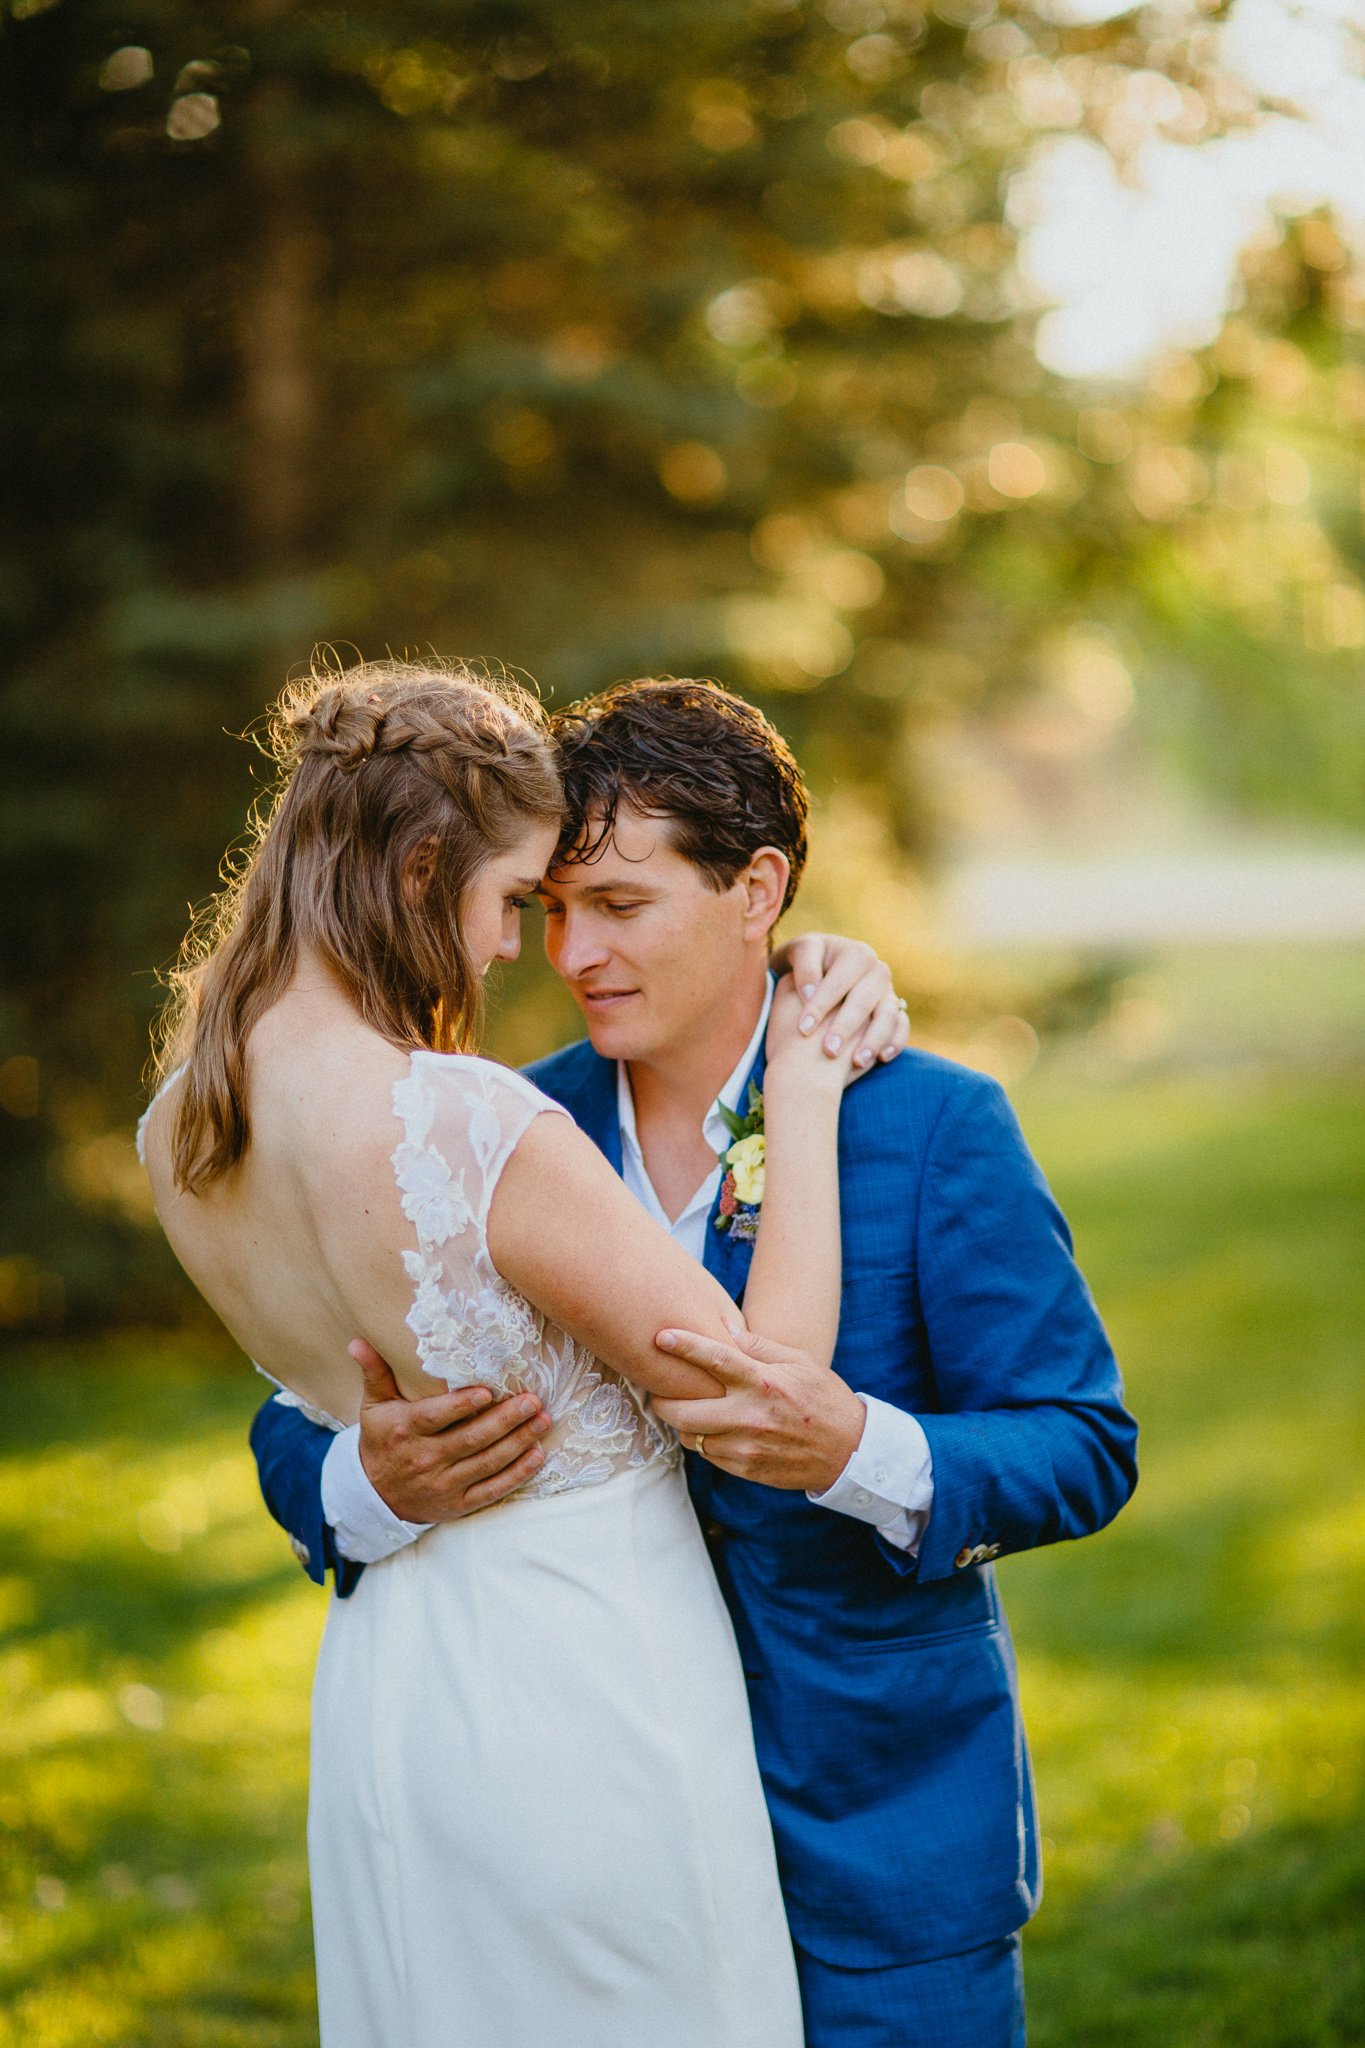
left=554, top=914, right=610, bottom=980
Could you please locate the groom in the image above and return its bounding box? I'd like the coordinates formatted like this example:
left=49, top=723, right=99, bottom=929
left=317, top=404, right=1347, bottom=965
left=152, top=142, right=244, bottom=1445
left=251, top=677, right=1137, bottom=2047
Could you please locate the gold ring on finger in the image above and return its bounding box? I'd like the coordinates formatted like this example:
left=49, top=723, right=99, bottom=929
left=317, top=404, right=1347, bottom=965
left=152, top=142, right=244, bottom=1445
left=695, top=1434, right=706, bottom=1458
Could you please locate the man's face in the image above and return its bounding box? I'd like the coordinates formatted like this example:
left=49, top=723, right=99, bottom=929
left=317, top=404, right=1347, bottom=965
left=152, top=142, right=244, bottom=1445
left=538, top=805, right=757, bottom=1063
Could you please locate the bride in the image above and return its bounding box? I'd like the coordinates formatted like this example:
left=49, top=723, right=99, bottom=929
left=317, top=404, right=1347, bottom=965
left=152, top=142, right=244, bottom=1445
left=138, top=659, right=856, bottom=2048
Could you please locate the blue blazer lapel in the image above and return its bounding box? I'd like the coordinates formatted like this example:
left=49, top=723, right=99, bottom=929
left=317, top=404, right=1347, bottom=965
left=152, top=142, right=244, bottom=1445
left=568, top=1049, right=623, bottom=1177
left=702, top=1041, right=766, bottom=1306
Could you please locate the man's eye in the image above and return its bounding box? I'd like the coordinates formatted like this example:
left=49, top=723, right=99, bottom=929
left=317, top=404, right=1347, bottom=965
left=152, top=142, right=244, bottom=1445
left=605, top=901, right=642, bottom=916
left=539, top=900, right=564, bottom=918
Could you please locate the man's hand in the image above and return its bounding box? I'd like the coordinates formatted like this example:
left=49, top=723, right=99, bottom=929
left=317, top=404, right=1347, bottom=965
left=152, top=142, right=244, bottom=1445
left=772, top=933, right=909, bottom=1070
left=350, top=1340, right=551, bottom=1522
left=650, top=1327, right=866, bottom=1494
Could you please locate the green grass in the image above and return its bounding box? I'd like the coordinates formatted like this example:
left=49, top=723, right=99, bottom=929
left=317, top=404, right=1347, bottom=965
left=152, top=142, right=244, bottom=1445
left=1, top=1072, right=1362, bottom=2045
left=1007, top=1072, right=1365, bottom=2047
left=0, top=1338, right=322, bottom=2047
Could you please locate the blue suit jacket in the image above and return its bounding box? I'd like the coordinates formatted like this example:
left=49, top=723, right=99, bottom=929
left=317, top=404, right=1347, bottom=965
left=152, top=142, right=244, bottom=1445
left=250, top=1041, right=1137, bottom=1968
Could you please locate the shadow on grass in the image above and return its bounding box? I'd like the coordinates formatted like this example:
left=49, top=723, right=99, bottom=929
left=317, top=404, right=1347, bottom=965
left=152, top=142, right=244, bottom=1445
left=3, top=1533, right=299, bottom=1667
left=1027, top=1795, right=1365, bottom=2048
left=1, top=1335, right=303, bottom=1668
left=0, top=1329, right=265, bottom=1452
left=1002, top=1487, right=1362, bottom=1681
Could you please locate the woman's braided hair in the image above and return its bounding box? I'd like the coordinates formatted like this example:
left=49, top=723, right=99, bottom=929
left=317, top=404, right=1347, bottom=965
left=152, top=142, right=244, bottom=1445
left=284, top=678, right=524, bottom=773
left=156, top=657, right=563, bottom=1193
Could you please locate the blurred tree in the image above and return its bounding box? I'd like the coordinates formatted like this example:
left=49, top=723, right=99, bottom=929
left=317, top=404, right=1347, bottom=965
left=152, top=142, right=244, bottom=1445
left=0, top=0, right=1360, bottom=1320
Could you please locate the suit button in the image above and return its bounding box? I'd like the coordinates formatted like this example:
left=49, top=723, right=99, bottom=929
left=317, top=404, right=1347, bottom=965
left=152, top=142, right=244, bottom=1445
left=701, top=1519, right=725, bottom=1544
left=289, top=1535, right=311, bottom=1570
left=954, top=1546, right=974, bottom=1570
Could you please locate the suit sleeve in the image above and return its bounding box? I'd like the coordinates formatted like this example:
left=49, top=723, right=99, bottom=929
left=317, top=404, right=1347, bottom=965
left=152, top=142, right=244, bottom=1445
left=906, top=1072, right=1138, bottom=1585
left=248, top=1395, right=365, bottom=1598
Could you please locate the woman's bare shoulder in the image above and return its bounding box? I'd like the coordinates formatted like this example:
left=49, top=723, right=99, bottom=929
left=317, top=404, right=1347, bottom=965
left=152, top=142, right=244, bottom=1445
left=139, top=1026, right=415, bottom=1196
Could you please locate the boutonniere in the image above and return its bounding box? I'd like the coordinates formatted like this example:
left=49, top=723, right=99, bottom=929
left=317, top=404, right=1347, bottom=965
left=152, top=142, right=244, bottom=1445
left=714, top=1082, right=764, bottom=1244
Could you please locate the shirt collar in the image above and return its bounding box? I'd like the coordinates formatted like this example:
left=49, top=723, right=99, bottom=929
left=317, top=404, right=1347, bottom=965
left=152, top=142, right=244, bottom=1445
left=617, top=973, right=775, bottom=1166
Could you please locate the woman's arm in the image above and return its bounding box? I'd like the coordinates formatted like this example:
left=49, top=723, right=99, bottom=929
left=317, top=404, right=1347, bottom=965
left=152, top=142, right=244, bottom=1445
left=488, top=1123, right=742, bottom=1401
left=488, top=994, right=851, bottom=1403
left=735, top=975, right=847, bottom=1370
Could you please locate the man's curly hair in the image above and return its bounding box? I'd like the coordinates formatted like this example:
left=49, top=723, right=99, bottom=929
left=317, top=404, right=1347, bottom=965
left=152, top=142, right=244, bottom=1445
left=550, top=679, right=809, bottom=913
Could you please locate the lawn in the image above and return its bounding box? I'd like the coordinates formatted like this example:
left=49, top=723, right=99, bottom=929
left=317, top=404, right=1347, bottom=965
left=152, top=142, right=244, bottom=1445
left=1, top=1072, right=1361, bottom=2047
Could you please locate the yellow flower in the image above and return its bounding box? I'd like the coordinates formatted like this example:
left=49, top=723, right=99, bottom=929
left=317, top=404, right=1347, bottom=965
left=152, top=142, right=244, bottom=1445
left=726, top=1132, right=765, bottom=1206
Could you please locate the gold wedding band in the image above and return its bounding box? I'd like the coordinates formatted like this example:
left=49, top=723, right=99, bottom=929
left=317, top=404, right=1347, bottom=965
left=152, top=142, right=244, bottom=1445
left=695, top=1434, right=706, bottom=1459
left=895, top=996, right=909, bottom=1015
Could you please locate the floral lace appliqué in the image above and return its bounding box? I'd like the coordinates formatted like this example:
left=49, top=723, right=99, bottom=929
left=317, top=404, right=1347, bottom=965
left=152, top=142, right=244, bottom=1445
left=391, top=1056, right=677, bottom=1500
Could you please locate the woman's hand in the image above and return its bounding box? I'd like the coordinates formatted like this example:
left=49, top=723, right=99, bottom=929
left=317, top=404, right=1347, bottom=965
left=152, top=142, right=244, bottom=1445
left=770, top=933, right=909, bottom=1071
left=764, top=974, right=859, bottom=1092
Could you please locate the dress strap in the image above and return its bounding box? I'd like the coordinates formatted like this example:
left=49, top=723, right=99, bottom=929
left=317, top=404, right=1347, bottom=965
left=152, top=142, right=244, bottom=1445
left=135, top=1063, right=187, bottom=1164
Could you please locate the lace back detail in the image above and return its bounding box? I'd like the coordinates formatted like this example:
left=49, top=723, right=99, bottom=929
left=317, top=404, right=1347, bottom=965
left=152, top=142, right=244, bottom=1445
left=391, top=1053, right=677, bottom=1499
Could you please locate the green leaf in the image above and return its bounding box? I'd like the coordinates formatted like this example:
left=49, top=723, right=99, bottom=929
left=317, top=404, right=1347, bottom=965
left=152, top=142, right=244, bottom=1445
left=716, top=1100, right=749, bottom=1143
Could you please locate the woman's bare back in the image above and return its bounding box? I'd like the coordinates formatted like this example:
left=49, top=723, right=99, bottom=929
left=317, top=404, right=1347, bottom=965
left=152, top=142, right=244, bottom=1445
left=139, top=994, right=681, bottom=1490
left=141, top=1004, right=437, bottom=1424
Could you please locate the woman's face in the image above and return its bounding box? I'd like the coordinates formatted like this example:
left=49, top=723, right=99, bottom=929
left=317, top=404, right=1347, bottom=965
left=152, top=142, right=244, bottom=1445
left=461, top=822, right=562, bottom=977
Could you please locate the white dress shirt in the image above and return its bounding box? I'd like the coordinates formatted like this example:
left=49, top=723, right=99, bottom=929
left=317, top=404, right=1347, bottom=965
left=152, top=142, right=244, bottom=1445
left=323, top=987, right=934, bottom=1563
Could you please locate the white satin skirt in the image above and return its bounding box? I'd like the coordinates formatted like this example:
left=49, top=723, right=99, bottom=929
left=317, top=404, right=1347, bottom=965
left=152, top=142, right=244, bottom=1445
left=308, top=1455, right=803, bottom=2048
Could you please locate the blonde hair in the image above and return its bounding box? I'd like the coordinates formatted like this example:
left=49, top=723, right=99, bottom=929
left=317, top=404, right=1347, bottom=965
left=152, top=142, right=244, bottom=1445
left=155, top=657, right=563, bottom=1193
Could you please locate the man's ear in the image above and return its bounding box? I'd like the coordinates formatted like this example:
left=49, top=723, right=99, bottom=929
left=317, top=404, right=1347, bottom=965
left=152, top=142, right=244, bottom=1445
left=740, top=847, right=790, bottom=942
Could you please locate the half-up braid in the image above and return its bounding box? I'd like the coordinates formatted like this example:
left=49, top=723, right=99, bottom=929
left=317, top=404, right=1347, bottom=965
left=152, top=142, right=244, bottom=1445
left=155, top=657, right=563, bottom=1193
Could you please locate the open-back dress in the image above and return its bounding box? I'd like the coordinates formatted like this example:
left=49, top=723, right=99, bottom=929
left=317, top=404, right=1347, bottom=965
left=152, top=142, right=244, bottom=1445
left=250, top=1053, right=802, bottom=2048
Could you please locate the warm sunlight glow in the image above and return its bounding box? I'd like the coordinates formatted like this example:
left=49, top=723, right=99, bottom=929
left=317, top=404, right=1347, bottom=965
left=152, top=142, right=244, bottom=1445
left=1013, top=0, right=1365, bottom=378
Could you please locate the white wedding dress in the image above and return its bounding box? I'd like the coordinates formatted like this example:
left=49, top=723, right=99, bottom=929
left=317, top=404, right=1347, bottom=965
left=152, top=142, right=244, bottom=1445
left=301, top=1054, right=804, bottom=2048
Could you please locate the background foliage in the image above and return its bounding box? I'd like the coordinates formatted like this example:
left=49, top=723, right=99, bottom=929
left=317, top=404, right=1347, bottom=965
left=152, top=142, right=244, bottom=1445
left=2, top=0, right=1362, bottom=1323
left=2, top=9, right=1361, bottom=2041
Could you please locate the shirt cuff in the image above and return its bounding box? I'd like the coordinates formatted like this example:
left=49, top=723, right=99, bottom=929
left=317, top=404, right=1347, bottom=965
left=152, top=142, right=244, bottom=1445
left=806, top=1395, right=934, bottom=1557
left=321, top=1425, right=432, bottom=1565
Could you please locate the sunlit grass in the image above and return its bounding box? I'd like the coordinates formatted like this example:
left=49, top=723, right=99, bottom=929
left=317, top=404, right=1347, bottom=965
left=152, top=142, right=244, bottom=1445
left=0, top=1334, right=322, bottom=2047
left=1008, top=1072, right=1365, bottom=2046
left=1, top=1073, right=1361, bottom=2044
